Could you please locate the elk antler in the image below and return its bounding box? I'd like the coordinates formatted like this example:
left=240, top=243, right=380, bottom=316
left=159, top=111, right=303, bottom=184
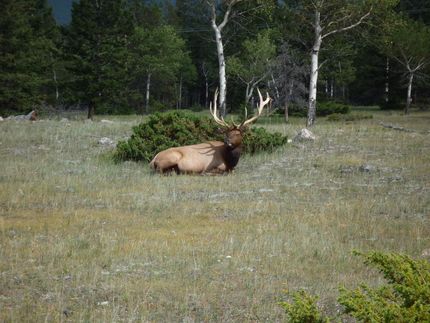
left=240, top=88, right=271, bottom=128
left=209, top=88, right=230, bottom=128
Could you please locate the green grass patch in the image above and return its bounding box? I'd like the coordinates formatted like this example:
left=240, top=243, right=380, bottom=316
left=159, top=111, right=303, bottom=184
left=0, top=110, right=429, bottom=321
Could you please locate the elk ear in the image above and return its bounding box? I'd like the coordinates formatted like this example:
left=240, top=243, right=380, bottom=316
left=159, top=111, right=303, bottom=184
left=216, top=127, right=225, bottom=134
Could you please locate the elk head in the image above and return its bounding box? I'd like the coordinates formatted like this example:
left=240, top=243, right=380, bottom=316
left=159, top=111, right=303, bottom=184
left=210, top=88, right=271, bottom=150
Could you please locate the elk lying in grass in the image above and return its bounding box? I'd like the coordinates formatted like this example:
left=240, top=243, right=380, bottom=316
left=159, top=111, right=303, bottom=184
left=149, top=89, right=271, bottom=174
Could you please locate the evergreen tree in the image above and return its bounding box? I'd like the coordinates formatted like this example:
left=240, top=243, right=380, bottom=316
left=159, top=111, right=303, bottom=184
left=0, top=0, right=59, bottom=114
left=64, top=0, right=134, bottom=118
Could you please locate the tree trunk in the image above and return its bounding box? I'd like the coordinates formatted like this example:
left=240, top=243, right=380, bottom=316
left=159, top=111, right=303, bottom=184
left=213, top=26, right=227, bottom=116
left=285, top=80, right=294, bottom=124
left=245, top=83, right=254, bottom=107
left=405, top=73, right=413, bottom=115
left=209, top=1, right=237, bottom=117
left=50, top=53, right=59, bottom=104
left=178, top=74, right=183, bottom=109
left=145, top=72, right=151, bottom=114
left=87, top=101, right=95, bottom=120
left=271, top=73, right=280, bottom=101
left=201, top=62, right=209, bottom=109
left=329, top=79, right=333, bottom=98
left=307, top=10, right=322, bottom=127
left=385, top=57, right=389, bottom=103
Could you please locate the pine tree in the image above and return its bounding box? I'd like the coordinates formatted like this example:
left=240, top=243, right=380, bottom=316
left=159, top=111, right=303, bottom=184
left=64, top=0, right=134, bottom=118
left=0, top=0, right=59, bottom=114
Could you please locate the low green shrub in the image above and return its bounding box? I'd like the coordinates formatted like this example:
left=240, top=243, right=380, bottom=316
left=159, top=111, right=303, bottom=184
left=279, top=290, right=330, bottom=323
left=286, top=101, right=351, bottom=117
left=280, top=251, right=430, bottom=322
left=327, top=113, right=373, bottom=122
left=242, top=126, right=288, bottom=154
left=114, top=110, right=287, bottom=163
left=318, top=101, right=351, bottom=116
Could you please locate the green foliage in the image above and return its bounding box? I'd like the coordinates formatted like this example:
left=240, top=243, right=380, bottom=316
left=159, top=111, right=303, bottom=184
left=318, top=102, right=351, bottom=116
left=339, top=251, right=430, bottom=322
left=129, top=25, right=194, bottom=113
left=114, top=111, right=287, bottom=163
left=64, top=0, right=134, bottom=113
left=280, top=251, right=430, bottom=322
left=279, top=290, right=331, bottom=323
left=228, top=30, right=276, bottom=97
left=242, top=127, right=287, bottom=154
left=0, top=0, right=59, bottom=113
left=288, top=102, right=351, bottom=117
left=327, top=113, right=373, bottom=122
left=382, top=14, right=430, bottom=67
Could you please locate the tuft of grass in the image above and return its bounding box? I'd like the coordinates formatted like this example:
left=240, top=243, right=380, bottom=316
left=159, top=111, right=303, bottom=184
left=0, top=110, right=429, bottom=321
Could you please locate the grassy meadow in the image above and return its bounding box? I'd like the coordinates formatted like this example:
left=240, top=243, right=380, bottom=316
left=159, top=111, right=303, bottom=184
left=1, top=108, right=429, bottom=321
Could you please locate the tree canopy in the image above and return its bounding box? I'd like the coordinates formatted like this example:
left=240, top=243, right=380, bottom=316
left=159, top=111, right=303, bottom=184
left=0, top=0, right=429, bottom=119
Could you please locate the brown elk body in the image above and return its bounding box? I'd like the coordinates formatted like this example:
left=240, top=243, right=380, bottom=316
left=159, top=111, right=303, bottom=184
left=150, top=89, right=271, bottom=174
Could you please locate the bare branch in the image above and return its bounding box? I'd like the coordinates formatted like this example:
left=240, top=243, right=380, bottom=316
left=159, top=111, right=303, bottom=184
left=323, top=13, right=353, bottom=31
left=322, top=8, right=372, bottom=39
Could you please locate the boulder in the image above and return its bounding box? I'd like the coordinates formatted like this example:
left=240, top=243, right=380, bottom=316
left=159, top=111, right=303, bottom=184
left=359, top=164, right=377, bottom=173
left=293, top=128, right=316, bottom=142
left=98, top=137, right=115, bottom=147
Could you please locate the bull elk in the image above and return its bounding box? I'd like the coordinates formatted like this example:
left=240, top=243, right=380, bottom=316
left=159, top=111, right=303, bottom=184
left=149, top=89, right=271, bottom=174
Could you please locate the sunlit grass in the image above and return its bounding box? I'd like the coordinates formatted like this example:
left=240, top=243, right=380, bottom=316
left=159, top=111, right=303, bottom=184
left=1, top=109, right=429, bottom=321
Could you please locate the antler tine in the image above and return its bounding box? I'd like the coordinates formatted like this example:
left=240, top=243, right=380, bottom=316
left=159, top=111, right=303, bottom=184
left=240, top=88, right=271, bottom=128
left=209, top=88, right=230, bottom=128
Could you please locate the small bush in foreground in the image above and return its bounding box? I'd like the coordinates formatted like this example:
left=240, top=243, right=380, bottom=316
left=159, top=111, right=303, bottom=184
left=280, top=251, right=430, bottom=322
left=279, top=290, right=330, bottom=323
left=114, top=111, right=287, bottom=162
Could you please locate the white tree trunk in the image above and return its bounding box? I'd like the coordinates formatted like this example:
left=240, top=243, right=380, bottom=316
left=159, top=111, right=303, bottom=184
left=385, top=57, right=390, bottom=103
left=209, top=0, right=240, bottom=117
left=49, top=53, right=59, bottom=103
left=307, top=11, right=322, bottom=127
left=306, top=6, right=371, bottom=127
left=245, top=82, right=257, bottom=107
left=145, top=72, right=151, bottom=114
left=212, top=25, right=227, bottom=116
left=330, top=79, right=334, bottom=98
left=271, top=73, right=280, bottom=101
left=406, top=73, right=413, bottom=115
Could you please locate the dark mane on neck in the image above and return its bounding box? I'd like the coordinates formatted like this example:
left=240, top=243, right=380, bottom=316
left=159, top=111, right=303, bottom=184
left=223, top=145, right=242, bottom=171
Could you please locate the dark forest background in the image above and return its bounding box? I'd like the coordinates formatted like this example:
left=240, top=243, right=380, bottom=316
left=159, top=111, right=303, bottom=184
left=1, top=0, right=429, bottom=117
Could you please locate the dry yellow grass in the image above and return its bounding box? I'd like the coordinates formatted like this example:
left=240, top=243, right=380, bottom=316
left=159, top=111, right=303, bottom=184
left=1, top=109, right=429, bottom=321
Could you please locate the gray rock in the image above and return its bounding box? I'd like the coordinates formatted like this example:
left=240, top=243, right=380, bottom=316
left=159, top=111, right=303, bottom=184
left=100, top=119, right=114, bottom=124
left=359, top=164, right=377, bottom=173
left=98, top=137, right=115, bottom=147
left=293, top=128, right=316, bottom=142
